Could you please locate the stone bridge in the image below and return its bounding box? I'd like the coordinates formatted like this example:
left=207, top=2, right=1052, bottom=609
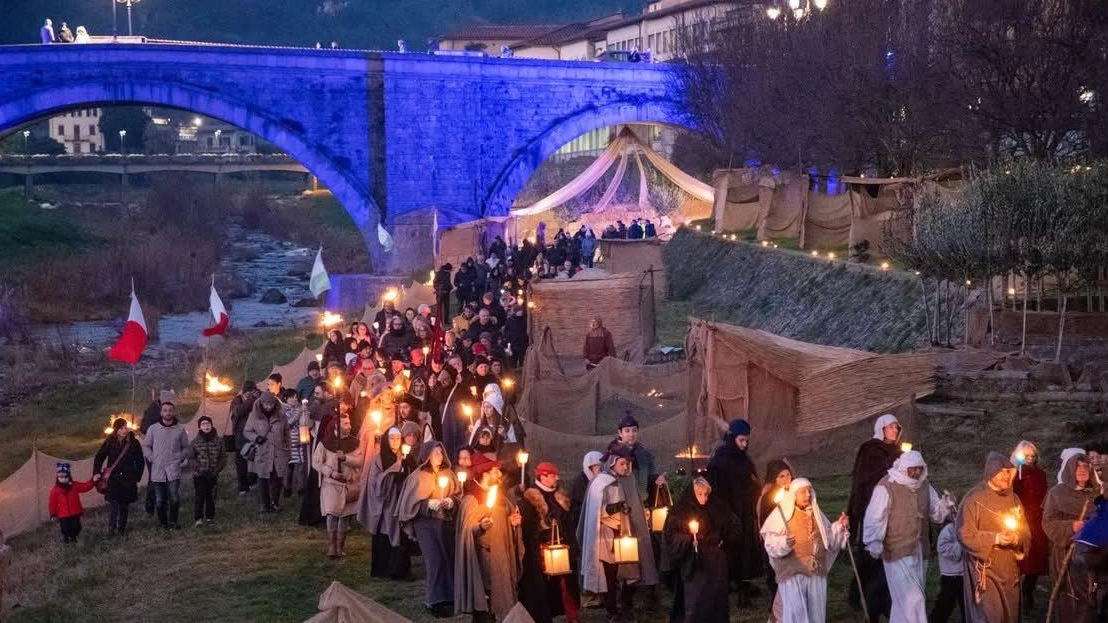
left=0, top=43, right=693, bottom=271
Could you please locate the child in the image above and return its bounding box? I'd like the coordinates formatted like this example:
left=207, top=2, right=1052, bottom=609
left=930, top=512, right=965, bottom=622
left=48, top=463, right=96, bottom=544
left=190, top=416, right=227, bottom=525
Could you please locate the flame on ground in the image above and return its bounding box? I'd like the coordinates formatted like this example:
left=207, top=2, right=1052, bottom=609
left=205, top=373, right=233, bottom=394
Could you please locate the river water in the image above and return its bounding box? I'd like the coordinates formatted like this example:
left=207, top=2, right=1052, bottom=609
left=32, top=228, right=319, bottom=352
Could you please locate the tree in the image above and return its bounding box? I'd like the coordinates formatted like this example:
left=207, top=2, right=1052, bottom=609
left=0, top=128, right=65, bottom=155
left=98, top=107, right=150, bottom=153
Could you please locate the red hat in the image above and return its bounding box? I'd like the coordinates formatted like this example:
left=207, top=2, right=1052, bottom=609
left=535, top=462, right=558, bottom=478
left=469, top=452, right=499, bottom=479
left=472, top=343, right=487, bottom=356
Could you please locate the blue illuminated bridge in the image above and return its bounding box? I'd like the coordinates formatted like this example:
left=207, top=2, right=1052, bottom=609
left=0, top=43, right=694, bottom=271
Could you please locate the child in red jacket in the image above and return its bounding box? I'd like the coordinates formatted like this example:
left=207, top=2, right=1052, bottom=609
left=48, top=463, right=97, bottom=544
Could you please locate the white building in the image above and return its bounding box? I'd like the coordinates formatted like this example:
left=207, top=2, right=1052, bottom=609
left=49, top=107, right=104, bottom=154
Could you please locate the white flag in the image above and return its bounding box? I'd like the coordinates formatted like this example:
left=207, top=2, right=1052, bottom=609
left=309, top=248, right=331, bottom=297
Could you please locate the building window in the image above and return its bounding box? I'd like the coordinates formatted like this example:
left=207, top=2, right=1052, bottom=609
left=74, top=125, right=81, bottom=139
left=57, top=125, right=64, bottom=137
left=89, top=125, right=96, bottom=135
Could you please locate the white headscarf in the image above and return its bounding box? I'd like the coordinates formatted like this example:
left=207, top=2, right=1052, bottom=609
left=873, top=414, right=899, bottom=441
left=771, top=477, right=829, bottom=549
left=582, top=450, right=604, bottom=481
left=482, top=391, right=504, bottom=416
left=482, top=383, right=502, bottom=401
left=1010, top=440, right=1038, bottom=467
left=887, top=450, right=927, bottom=491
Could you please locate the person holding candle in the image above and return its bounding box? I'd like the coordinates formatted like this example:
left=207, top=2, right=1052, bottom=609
left=519, top=462, right=581, bottom=623
left=758, top=458, right=796, bottom=604
left=846, top=413, right=903, bottom=618
left=760, top=478, right=850, bottom=623
left=313, top=409, right=365, bottom=558
left=862, top=450, right=957, bottom=623
left=663, top=477, right=734, bottom=623
left=1009, top=440, right=1049, bottom=612
left=360, top=426, right=415, bottom=579
left=706, top=418, right=762, bottom=609
left=1042, top=448, right=1101, bottom=621
left=455, top=452, right=523, bottom=622
left=397, top=441, right=459, bottom=617
left=957, top=451, right=1031, bottom=623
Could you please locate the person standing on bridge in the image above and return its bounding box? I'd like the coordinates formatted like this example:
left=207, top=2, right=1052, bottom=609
left=58, top=22, right=73, bottom=43
left=40, top=19, right=55, bottom=44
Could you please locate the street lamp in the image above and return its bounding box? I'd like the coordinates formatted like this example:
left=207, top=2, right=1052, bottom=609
left=119, top=129, right=127, bottom=154
left=214, top=129, right=222, bottom=153
left=22, top=130, right=30, bottom=152
left=115, top=0, right=142, bottom=37
left=766, top=0, right=826, bottom=20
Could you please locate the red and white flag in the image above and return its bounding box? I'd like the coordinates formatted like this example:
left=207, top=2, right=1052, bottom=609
left=109, top=288, right=148, bottom=365
left=202, top=283, right=229, bottom=337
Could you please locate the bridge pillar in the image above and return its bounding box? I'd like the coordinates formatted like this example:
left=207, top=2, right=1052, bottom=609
left=23, top=173, right=32, bottom=200
left=119, top=173, right=127, bottom=202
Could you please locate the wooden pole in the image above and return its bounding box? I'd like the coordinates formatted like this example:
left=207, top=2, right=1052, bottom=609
left=1045, top=498, right=1090, bottom=622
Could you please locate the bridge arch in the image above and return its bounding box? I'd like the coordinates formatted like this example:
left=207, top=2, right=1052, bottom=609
left=482, top=97, right=702, bottom=218
left=0, top=82, right=384, bottom=264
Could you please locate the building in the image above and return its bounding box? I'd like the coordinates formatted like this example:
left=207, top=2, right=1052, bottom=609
left=438, top=24, right=564, bottom=54
left=173, top=118, right=257, bottom=154
left=49, top=107, right=103, bottom=154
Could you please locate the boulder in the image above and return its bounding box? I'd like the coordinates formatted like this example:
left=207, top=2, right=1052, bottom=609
left=1000, top=356, right=1034, bottom=372
left=259, top=288, right=288, bottom=304
left=292, top=297, right=320, bottom=308
left=216, top=273, right=254, bottom=299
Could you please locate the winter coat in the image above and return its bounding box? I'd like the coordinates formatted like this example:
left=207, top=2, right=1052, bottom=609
left=191, top=430, right=227, bottom=477
left=141, top=418, right=191, bottom=483
left=312, top=435, right=366, bottom=517
left=433, top=268, right=453, bottom=297
left=92, top=432, right=145, bottom=505
left=229, top=389, right=261, bottom=449
left=322, top=339, right=347, bottom=369
left=505, top=313, right=528, bottom=352
left=243, top=395, right=291, bottom=479
left=48, top=481, right=95, bottom=519
left=579, top=236, right=597, bottom=262
left=706, top=441, right=762, bottom=581
left=296, top=376, right=319, bottom=402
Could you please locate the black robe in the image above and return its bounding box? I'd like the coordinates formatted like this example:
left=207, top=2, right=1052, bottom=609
left=846, top=437, right=901, bottom=617
left=92, top=432, right=145, bottom=505
left=706, top=442, right=761, bottom=581
left=663, top=489, right=733, bottom=623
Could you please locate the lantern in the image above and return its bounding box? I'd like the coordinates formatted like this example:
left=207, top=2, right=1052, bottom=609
left=612, top=533, right=640, bottom=564
left=298, top=425, right=311, bottom=445
left=541, top=522, right=572, bottom=576
left=649, top=506, right=669, bottom=533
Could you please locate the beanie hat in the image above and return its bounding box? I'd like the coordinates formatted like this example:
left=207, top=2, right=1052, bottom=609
left=728, top=419, right=751, bottom=437
left=56, top=462, right=71, bottom=475
left=535, top=462, right=559, bottom=478
left=617, top=413, right=639, bottom=430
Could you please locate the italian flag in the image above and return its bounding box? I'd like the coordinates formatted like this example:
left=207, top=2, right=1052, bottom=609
left=202, top=283, right=229, bottom=337
left=108, top=288, right=148, bottom=365
left=309, top=247, right=331, bottom=298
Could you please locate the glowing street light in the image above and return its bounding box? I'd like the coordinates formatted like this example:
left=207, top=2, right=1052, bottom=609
left=21, top=130, right=29, bottom=152
left=118, top=129, right=127, bottom=154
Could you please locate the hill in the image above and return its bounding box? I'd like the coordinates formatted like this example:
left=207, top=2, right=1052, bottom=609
left=1, top=0, right=643, bottom=50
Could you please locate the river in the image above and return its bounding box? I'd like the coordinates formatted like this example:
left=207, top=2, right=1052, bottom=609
left=32, top=227, right=319, bottom=352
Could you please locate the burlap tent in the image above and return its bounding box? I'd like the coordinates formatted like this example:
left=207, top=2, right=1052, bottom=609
left=712, top=168, right=964, bottom=251
left=685, top=318, right=936, bottom=463
left=184, top=396, right=236, bottom=438
left=595, top=238, right=666, bottom=296
left=302, top=581, right=416, bottom=623
left=517, top=329, right=693, bottom=476
left=437, top=216, right=512, bottom=269
left=527, top=273, right=650, bottom=372
left=272, top=345, right=325, bottom=383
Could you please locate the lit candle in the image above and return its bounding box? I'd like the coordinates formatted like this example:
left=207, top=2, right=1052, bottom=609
left=401, top=443, right=411, bottom=458
left=689, top=519, right=700, bottom=552
left=900, top=442, right=913, bottom=453
left=402, top=369, right=411, bottom=379
left=457, top=470, right=468, bottom=485
left=370, top=410, right=382, bottom=431
left=1003, top=513, right=1019, bottom=532
left=331, top=376, right=343, bottom=389
left=462, top=404, right=474, bottom=427
left=359, top=391, right=367, bottom=399
left=486, top=484, right=498, bottom=510
left=773, top=488, right=790, bottom=534
left=517, top=450, right=530, bottom=467
left=527, top=301, right=535, bottom=309
left=501, top=378, right=514, bottom=390
left=372, top=321, right=379, bottom=331
left=393, top=383, right=403, bottom=394
left=437, top=474, right=450, bottom=500
left=315, top=353, right=323, bottom=363
left=470, top=385, right=478, bottom=398
left=1015, top=451, right=1025, bottom=479
left=422, top=346, right=430, bottom=357
left=517, top=450, right=529, bottom=489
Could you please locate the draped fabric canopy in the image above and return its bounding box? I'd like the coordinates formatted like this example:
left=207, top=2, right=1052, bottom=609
left=512, top=127, right=715, bottom=217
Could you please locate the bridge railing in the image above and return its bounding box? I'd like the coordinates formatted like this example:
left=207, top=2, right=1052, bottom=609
left=0, top=153, right=297, bottom=164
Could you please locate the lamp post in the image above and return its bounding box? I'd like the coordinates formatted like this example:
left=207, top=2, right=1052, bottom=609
left=214, top=129, right=222, bottom=153
left=22, top=130, right=30, bottom=152
left=116, top=0, right=141, bottom=37
left=119, top=129, right=127, bottom=154
left=111, top=0, right=118, bottom=40
left=765, top=0, right=827, bottom=20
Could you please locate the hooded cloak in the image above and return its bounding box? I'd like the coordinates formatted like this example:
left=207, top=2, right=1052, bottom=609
left=1010, top=440, right=1049, bottom=576
left=453, top=479, right=523, bottom=617
left=663, top=482, right=734, bottom=623
left=706, top=425, right=762, bottom=581
left=1042, top=450, right=1098, bottom=606
left=357, top=427, right=409, bottom=544
left=397, top=441, right=458, bottom=608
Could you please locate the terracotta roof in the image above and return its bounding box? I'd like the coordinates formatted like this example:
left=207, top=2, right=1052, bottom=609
left=439, top=24, right=563, bottom=42
left=514, top=13, right=626, bottom=48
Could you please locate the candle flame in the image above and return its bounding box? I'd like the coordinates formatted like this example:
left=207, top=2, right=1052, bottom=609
left=486, top=484, right=498, bottom=509
left=331, top=376, right=344, bottom=389
left=422, top=346, right=430, bottom=356
left=1015, top=451, right=1025, bottom=465
left=470, top=385, right=478, bottom=397
left=315, top=353, right=324, bottom=362
left=438, top=475, right=450, bottom=490
left=457, top=471, right=468, bottom=484
left=501, top=378, right=514, bottom=389
left=402, top=369, right=411, bottom=379
left=401, top=443, right=411, bottom=457
left=517, top=450, right=529, bottom=466
left=205, top=373, right=233, bottom=394
left=383, top=288, right=399, bottom=302
left=900, top=442, right=913, bottom=453
left=393, top=383, right=403, bottom=394
left=462, top=404, right=473, bottom=417
left=773, top=489, right=786, bottom=505
left=688, top=519, right=699, bottom=535
left=1003, top=515, right=1019, bottom=531
left=370, top=410, right=382, bottom=425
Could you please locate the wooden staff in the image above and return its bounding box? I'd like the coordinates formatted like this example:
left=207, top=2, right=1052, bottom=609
left=1045, top=498, right=1091, bottom=622
left=844, top=539, right=871, bottom=623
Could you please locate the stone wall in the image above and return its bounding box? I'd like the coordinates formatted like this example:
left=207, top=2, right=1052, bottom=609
left=663, top=228, right=931, bottom=353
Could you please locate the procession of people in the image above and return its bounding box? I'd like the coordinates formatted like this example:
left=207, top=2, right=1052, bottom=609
left=19, top=240, right=1108, bottom=623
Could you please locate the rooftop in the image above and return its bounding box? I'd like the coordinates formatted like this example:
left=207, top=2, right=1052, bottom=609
left=439, top=24, right=564, bottom=42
